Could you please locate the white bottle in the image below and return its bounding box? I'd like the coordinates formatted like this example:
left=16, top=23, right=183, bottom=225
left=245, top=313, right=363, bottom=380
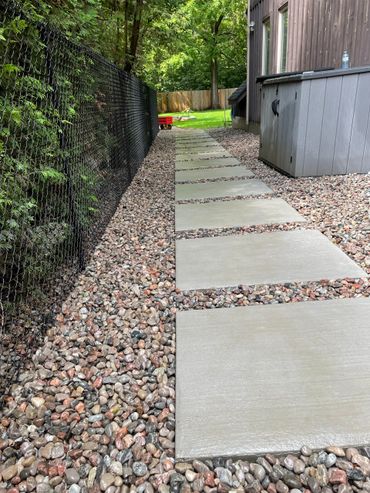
left=341, top=50, right=350, bottom=69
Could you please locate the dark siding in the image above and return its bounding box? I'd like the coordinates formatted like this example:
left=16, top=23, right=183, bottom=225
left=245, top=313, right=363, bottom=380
left=249, top=0, right=370, bottom=124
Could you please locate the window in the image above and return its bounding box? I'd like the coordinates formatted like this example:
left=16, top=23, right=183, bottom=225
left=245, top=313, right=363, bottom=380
left=278, top=5, right=288, bottom=73
left=262, top=18, right=271, bottom=75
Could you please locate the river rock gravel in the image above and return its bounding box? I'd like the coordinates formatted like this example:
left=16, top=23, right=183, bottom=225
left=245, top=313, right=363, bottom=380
left=0, top=128, right=370, bottom=492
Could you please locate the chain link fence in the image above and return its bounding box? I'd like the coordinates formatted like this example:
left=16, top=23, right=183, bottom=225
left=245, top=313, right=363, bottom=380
left=0, top=2, right=158, bottom=400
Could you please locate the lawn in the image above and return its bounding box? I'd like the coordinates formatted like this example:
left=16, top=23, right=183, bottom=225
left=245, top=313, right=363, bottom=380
left=159, top=108, right=232, bottom=129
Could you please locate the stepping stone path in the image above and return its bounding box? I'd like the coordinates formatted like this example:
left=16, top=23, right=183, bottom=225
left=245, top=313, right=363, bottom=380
left=175, top=130, right=369, bottom=459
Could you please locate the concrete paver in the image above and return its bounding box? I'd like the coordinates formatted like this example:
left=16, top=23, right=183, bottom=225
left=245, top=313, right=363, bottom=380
left=176, top=229, right=367, bottom=290
left=176, top=179, right=273, bottom=201
left=175, top=166, right=254, bottom=183
left=175, top=198, right=305, bottom=231
left=176, top=297, right=370, bottom=459
left=176, top=157, right=240, bottom=170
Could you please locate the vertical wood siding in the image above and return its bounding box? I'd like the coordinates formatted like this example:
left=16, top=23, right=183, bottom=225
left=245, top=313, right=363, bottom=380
left=249, top=0, right=370, bottom=124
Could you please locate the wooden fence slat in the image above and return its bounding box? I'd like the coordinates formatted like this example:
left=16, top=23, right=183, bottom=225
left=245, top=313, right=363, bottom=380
left=158, top=88, right=237, bottom=113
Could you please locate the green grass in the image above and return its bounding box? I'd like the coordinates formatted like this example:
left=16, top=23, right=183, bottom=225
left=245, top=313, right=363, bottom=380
left=159, top=109, right=232, bottom=129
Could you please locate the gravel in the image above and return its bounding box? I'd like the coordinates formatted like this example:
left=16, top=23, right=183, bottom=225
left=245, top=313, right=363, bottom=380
left=0, top=128, right=369, bottom=492
left=0, top=131, right=177, bottom=492
left=176, top=192, right=274, bottom=205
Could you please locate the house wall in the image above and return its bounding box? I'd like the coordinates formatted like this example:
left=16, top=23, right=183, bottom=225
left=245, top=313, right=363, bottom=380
left=249, top=0, right=370, bottom=124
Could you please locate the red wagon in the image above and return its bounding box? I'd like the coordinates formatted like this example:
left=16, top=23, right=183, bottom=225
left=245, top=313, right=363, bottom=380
left=158, top=116, right=173, bottom=130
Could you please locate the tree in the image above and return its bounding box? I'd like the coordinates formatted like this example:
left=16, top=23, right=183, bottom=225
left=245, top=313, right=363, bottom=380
left=24, top=0, right=184, bottom=74
left=22, top=0, right=246, bottom=92
left=137, top=0, right=246, bottom=100
left=180, top=0, right=246, bottom=108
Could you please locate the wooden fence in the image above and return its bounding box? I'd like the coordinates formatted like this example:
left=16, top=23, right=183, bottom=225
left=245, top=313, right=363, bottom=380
left=157, top=88, right=237, bottom=113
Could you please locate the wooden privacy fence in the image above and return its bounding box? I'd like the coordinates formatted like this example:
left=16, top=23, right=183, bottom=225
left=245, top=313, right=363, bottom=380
left=158, top=88, right=237, bottom=113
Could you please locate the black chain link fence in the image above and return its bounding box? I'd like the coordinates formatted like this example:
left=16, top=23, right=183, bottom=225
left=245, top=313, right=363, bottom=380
left=0, top=2, right=158, bottom=401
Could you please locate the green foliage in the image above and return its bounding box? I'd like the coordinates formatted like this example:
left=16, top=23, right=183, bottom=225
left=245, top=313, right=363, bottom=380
left=138, top=0, right=247, bottom=91
left=0, top=5, right=115, bottom=309
left=21, top=0, right=246, bottom=91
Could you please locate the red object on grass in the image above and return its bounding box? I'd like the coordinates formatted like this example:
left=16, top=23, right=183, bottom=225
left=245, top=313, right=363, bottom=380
left=158, top=116, right=173, bottom=129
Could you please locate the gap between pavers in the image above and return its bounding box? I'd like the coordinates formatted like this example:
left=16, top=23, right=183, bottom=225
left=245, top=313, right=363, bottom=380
left=176, top=229, right=367, bottom=290
left=176, top=142, right=218, bottom=148
left=176, top=143, right=219, bottom=149
left=175, top=166, right=254, bottom=183
left=176, top=136, right=217, bottom=142
left=176, top=138, right=216, bottom=143
left=175, top=198, right=305, bottom=231
left=175, top=130, right=206, bottom=135
left=176, top=297, right=370, bottom=459
left=175, top=130, right=206, bottom=134
left=177, top=142, right=221, bottom=149
left=176, top=151, right=233, bottom=161
left=175, top=179, right=273, bottom=201
left=175, top=136, right=208, bottom=142
left=177, top=146, right=226, bottom=154
left=176, top=157, right=240, bottom=170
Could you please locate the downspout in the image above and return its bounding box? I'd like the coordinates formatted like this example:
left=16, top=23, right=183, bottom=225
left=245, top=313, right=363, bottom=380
left=246, top=1, right=251, bottom=129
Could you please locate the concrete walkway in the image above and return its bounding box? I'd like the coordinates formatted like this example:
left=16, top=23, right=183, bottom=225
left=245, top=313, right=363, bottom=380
left=175, top=129, right=369, bottom=460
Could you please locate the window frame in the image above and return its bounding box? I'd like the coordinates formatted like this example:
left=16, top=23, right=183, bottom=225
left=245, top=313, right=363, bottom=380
left=262, top=17, right=271, bottom=76
left=277, top=4, right=289, bottom=73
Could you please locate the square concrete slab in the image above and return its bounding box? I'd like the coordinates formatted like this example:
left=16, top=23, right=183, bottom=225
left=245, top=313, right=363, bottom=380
left=176, top=297, right=370, bottom=459
left=175, top=166, right=254, bottom=183
left=176, top=179, right=273, bottom=201
left=176, top=229, right=367, bottom=290
left=176, top=157, right=240, bottom=170
left=175, top=198, right=305, bottom=231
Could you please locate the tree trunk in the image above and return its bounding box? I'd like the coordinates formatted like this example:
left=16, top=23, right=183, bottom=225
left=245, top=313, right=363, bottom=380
left=211, top=57, right=219, bottom=109
left=210, top=16, right=224, bottom=109
left=124, top=0, right=144, bottom=73
left=124, top=0, right=129, bottom=63
left=114, top=0, right=121, bottom=65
